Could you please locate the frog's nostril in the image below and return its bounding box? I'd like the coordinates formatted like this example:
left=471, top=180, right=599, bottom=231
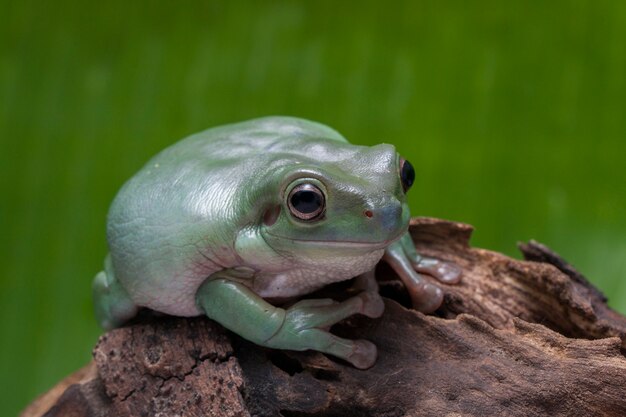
left=364, top=210, right=374, bottom=218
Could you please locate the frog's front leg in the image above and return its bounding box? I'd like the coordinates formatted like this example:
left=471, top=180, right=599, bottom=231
left=384, top=232, right=461, bottom=313
left=196, top=273, right=383, bottom=369
left=351, top=269, right=385, bottom=312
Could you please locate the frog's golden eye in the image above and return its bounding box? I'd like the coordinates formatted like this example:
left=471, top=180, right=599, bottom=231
left=287, top=183, right=325, bottom=221
left=400, top=157, right=415, bottom=193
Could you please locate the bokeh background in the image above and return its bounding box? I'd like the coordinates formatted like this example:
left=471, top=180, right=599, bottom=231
left=1, top=0, right=625, bottom=414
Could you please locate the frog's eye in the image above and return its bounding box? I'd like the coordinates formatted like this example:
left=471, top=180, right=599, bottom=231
left=287, top=183, right=325, bottom=221
left=400, top=157, right=415, bottom=193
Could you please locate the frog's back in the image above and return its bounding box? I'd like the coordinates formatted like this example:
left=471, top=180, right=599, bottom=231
left=104, top=116, right=349, bottom=316
left=159, top=116, right=346, bottom=161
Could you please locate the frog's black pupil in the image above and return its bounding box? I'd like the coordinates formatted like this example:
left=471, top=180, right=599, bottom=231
left=291, top=190, right=322, bottom=214
left=401, top=159, right=415, bottom=192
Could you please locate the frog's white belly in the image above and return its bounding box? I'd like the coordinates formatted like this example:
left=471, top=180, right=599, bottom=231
left=252, top=249, right=385, bottom=298
left=127, top=248, right=385, bottom=317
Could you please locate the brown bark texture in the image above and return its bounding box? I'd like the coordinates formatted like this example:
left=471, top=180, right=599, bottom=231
left=21, top=218, right=626, bottom=417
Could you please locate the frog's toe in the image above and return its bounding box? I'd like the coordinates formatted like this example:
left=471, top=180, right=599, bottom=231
left=347, top=339, right=378, bottom=369
left=92, top=270, right=138, bottom=330
left=414, top=257, right=462, bottom=284
left=408, top=282, right=444, bottom=314
left=357, top=291, right=385, bottom=319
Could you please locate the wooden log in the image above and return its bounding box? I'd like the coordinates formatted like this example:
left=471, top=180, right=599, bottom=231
left=21, top=218, right=626, bottom=417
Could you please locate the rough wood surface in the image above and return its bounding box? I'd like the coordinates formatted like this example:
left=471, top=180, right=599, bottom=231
left=21, top=218, right=626, bottom=417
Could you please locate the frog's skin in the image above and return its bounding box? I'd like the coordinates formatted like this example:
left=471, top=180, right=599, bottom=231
left=93, top=116, right=461, bottom=369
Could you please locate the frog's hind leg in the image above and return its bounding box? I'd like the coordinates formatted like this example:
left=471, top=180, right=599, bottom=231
left=92, top=254, right=138, bottom=330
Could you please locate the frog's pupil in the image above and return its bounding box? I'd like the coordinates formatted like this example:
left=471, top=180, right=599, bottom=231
left=291, top=190, right=322, bottom=214
left=287, top=182, right=325, bottom=221
left=401, top=159, right=415, bottom=192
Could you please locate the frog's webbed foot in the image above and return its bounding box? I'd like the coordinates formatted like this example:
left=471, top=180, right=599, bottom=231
left=414, top=256, right=462, bottom=284
left=197, top=276, right=379, bottom=369
left=384, top=232, right=462, bottom=313
left=270, top=294, right=379, bottom=368
left=92, top=255, right=138, bottom=330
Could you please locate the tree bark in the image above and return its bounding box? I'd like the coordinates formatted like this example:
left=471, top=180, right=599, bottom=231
left=21, top=218, right=626, bottom=417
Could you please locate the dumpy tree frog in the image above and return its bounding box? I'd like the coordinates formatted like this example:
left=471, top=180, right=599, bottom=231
left=93, top=117, right=461, bottom=369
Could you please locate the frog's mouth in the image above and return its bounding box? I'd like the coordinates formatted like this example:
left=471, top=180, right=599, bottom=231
left=265, top=227, right=405, bottom=249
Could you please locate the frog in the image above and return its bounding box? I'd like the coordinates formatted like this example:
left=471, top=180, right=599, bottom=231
left=93, top=116, right=461, bottom=369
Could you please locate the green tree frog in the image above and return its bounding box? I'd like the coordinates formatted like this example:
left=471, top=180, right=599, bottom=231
left=93, top=117, right=461, bottom=369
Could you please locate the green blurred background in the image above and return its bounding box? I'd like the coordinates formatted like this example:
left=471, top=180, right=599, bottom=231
left=1, top=0, right=625, bottom=414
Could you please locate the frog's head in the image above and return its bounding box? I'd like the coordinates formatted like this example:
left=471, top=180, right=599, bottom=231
left=258, top=140, right=415, bottom=257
